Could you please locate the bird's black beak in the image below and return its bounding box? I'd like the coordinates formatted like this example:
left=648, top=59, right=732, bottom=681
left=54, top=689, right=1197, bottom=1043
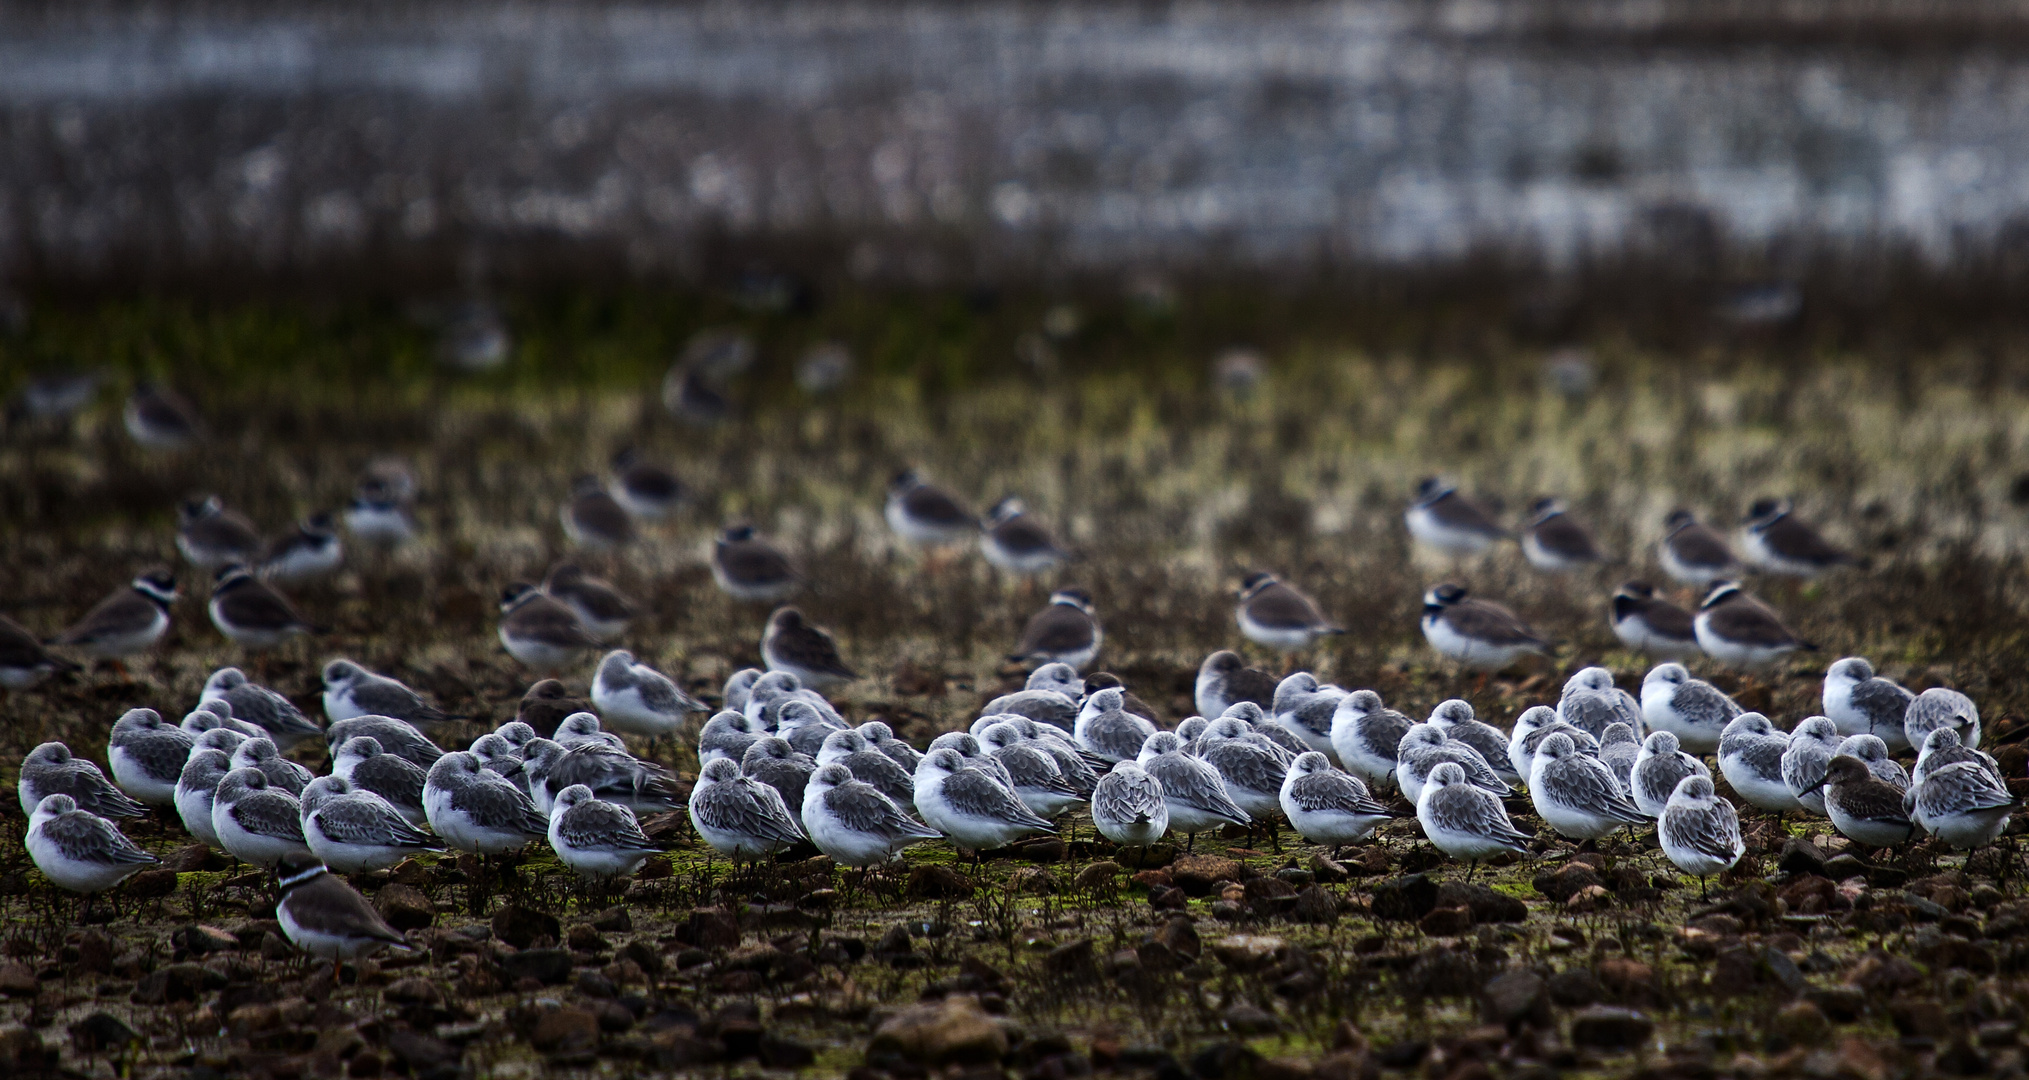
left=1801, top=777, right=1829, bottom=796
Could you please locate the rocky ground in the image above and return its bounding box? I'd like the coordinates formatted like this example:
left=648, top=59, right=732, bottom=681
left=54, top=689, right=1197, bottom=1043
left=4, top=287, right=2029, bottom=1079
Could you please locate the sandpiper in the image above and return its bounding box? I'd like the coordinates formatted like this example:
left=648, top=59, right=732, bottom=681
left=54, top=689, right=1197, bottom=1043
left=1555, top=666, right=1643, bottom=739
left=1237, top=572, right=1344, bottom=652
left=1821, top=657, right=1916, bottom=751
left=1507, top=705, right=1597, bottom=785
left=1270, top=673, right=1346, bottom=760
left=1528, top=733, right=1647, bottom=841
left=525, top=736, right=683, bottom=816
left=711, top=525, right=800, bottom=602
left=778, top=698, right=850, bottom=757
left=1074, top=688, right=1158, bottom=765
left=1834, top=735, right=1909, bottom=791
left=1659, top=510, right=1741, bottom=586
left=322, top=659, right=457, bottom=729
left=1742, top=498, right=1855, bottom=576
left=344, top=484, right=415, bottom=549
left=979, top=723, right=1084, bottom=819
left=1658, top=776, right=1745, bottom=898
left=981, top=678, right=1079, bottom=733
left=981, top=497, right=1071, bottom=576
left=1805, top=755, right=1916, bottom=849
left=1417, top=761, right=1533, bottom=872
left=544, top=563, right=638, bottom=642
left=1521, top=498, right=1605, bottom=572
left=592, top=650, right=707, bottom=740
left=201, top=667, right=323, bottom=750
left=1717, top=713, right=1800, bottom=813
left=1904, top=687, right=1981, bottom=751
left=1137, top=732, right=1250, bottom=851
left=548, top=784, right=663, bottom=878
left=468, top=734, right=528, bottom=791
left=800, top=763, right=942, bottom=866
left=1912, top=728, right=2002, bottom=789
left=1630, top=731, right=1711, bottom=818
left=1009, top=588, right=1102, bottom=670
left=721, top=668, right=764, bottom=714
left=1331, top=690, right=1414, bottom=791
left=177, top=495, right=262, bottom=570
left=1280, top=752, right=1393, bottom=853
left=913, top=748, right=1056, bottom=851
left=1405, top=478, right=1509, bottom=558
left=609, top=447, right=686, bottom=520
left=19, top=742, right=146, bottom=818
left=1909, top=761, right=2019, bottom=850
left=26, top=794, right=160, bottom=893
left=1395, top=724, right=1509, bottom=804
left=107, top=708, right=193, bottom=807
left=1086, top=672, right=1164, bottom=725
left=258, top=513, right=343, bottom=586
left=1420, top=583, right=1545, bottom=671
left=927, top=732, right=1021, bottom=797
left=688, top=757, right=806, bottom=858
left=325, top=714, right=443, bottom=771
left=699, top=711, right=766, bottom=766
left=1428, top=699, right=1520, bottom=785
left=209, top=566, right=321, bottom=649
left=1781, top=716, right=1843, bottom=815
left=273, top=852, right=415, bottom=959
left=175, top=750, right=234, bottom=848
left=860, top=720, right=928, bottom=774
left=761, top=607, right=858, bottom=689
left=124, top=382, right=204, bottom=449
left=744, top=671, right=840, bottom=729
left=1197, top=723, right=1294, bottom=838
left=231, top=737, right=314, bottom=796
left=516, top=679, right=588, bottom=737
left=1090, top=761, right=1169, bottom=854
left=1195, top=650, right=1279, bottom=719
left=1694, top=581, right=1814, bottom=670
left=331, top=736, right=429, bottom=827
left=300, top=775, right=441, bottom=873
left=740, top=737, right=819, bottom=815
left=885, top=470, right=977, bottom=549
left=1609, top=581, right=1702, bottom=659
left=1639, top=663, right=1741, bottom=754
left=662, top=363, right=734, bottom=425
left=423, top=752, right=549, bottom=854
left=184, top=701, right=262, bottom=741
left=0, top=614, right=77, bottom=689
left=212, top=767, right=313, bottom=866
left=1595, top=722, right=1640, bottom=797
left=52, top=569, right=178, bottom=664
left=9, top=369, right=101, bottom=426
left=818, top=729, right=920, bottom=810
left=497, top=583, right=598, bottom=672
left=561, top=474, right=636, bottom=551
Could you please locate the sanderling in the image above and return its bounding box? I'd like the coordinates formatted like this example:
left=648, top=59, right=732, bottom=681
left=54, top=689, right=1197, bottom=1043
left=699, top=711, right=766, bottom=766
left=927, top=732, right=1022, bottom=796
left=1280, top=752, right=1392, bottom=853
left=860, top=720, right=927, bottom=773
left=1224, top=701, right=1311, bottom=759
left=201, top=667, right=322, bottom=749
left=0, top=613, right=77, bottom=689
left=609, top=447, right=686, bottom=520
left=1421, top=583, right=1545, bottom=670
left=1521, top=498, right=1605, bottom=572
left=1694, top=581, right=1814, bottom=670
left=547, top=785, right=662, bottom=878
left=26, top=794, right=160, bottom=893
left=1528, top=733, right=1647, bottom=841
left=51, top=569, right=178, bottom=664
left=19, top=742, right=145, bottom=818
left=107, top=708, right=193, bottom=807
left=1659, top=510, right=1741, bottom=586
left=423, top=752, right=548, bottom=854
left=982, top=497, right=1071, bottom=576
left=1834, top=735, right=1909, bottom=791
left=592, top=650, right=707, bottom=740
left=300, top=775, right=441, bottom=873
left=688, top=758, right=806, bottom=858
left=1742, top=498, right=1855, bottom=577
left=230, top=737, right=314, bottom=796
left=1331, top=690, right=1413, bottom=791
left=981, top=719, right=1093, bottom=798
left=325, top=714, right=443, bottom=772
left=1138, top=732, right=1250, bottom=850
left=743, top=670, right=838, bottom=729
left=176, top=495, right=261, bottom=569
left=777, top=698, right=850, bottom=757
left=523, top=736, right=682, bottom=816
left=212, top=767, right=313, bottom=866
left=979, top=677, right=1080, bottom=732
left=1912, top=728, right=2002, bottom=789
left=1630, top=731, right=1711, bottom=818
left=741, top=737, right=819, bottom=815
left=1595, top=722, right=1640, bottom=798
left=1075, top=687, right=1159, bottom=765
left=1417, top=761, right=1533, bottom=872
left=1556, top=666, right=1643, bottom=739
left=1781, top=716, right=1844, bottom=815
left=1009, top=588, right=1102, bottom=671
left=1090, top=761, right=1169, bottom=853
left=175, top=749, right=234, bottom=848
left=1658, top=776, right=1745, bottom=898
left=1909, top=761, right=2020, bottom=851
left=125, top=382, right=204, bottom=449
left=1406, top=478, right=1509, bottom=558
left=498, top=583, right=597, bottom=673
left=1822, top=656, right=1916, bottom=750
left=722, top=668, right=764, bottom=714
left=801, top=763, right=942, bottom=866
left=258, top=513, right=343, bottom=586
left=1269, top=673, right=1346, bottom=759
left=1195, top=650, right=1279, bottom=719
left=273, top=852, right=415, bottom=959
left=1395, top=724, right=1509, bottom=804
left=1720, top=710, right=1801, bottom=812
left=1904, top=686, right=1981, bottom=751
left=761, top=607, right=858, bottom=689
left=544, top=563, right=638, bottom=643
left=468, top=733, right=528, bottom=792
left=1429, top=699, right=1520, bottom=785
left=332, top=736, right=429, bottom=827
left=818, top=729, right=919, bottom=809
left=885, top=470, right=977, bottom=549
left=712, top=525, right=800, bottom=603
left=561, top=474, right=636, bottom=551
left=1609, top=581, right=1702, bottom=660
left=1805, top=755, right=1916, bottom=849
left=1639, top=663, right=1741, bottom=755
left=1237, top=572, right=1344, bottom=652
left=1198, top=723, right=1293, bottom=838
left=980, top=723, right=1085, bottom=819
left=1507, top=706, right=1600, bottom=785
left=322, top=659, right=457, bottom=729
left=1086, top=672, right=1165, bottom=725
left=183, top=700, right=262, bottom=741
left=914, top=748, right=1056, bottom=851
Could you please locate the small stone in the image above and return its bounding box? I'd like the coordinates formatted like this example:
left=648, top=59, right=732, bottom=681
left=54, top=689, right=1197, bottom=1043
left=1130, top=869, right=1174, bottom=890
left=67, top=1012, right=138, bottom=1054
left=1533, top=862, right=1606, bottom=903
left=1596, top=958, right=1654, bottom=997
left=590, top=907, right=633, bottom=933
left=1170, top=855, right=1243, bottom=895
left=1191, top=1041, right=1263, bottom=1080
left=759, top=1034, right=816, bottom=1067
left=1073, top=862, right=1121, bottom=891
left=680, top=907, right=741, bottom=950
left=1154, top=918, right=1201, bottom=960
left=906, top=865, right=975, bottom=899
left=175, top=924, right=241, bottom=956
left=498, top=948, right=573, bottom=986
left=123, top=868, right=178, bottom=898
left=1306, top=852, right=1349, bottom=883
left=566, top=923, right=608, bottom=951
left=867, top=995, right=1008, bottom=1066
left=0, top=963, right=36, bottom=998
left=130, top=962, right=227, bottom=1004
left=1211, top=935, right=1285, bottom=971
left=491, top=905, right=560, bottom=949
left=531, top=1007, right=600, bottom=1054
left=1569, top=1006, right=1653, bottom=1051
left=1482, top=970, right=1548, bottom=1027
left=1890, top=999, right=1952, bottom=1039
left=160, top=843, right=221, bottom=872
left=1043, top=939, right=1095, bottom=976
left=1011, top=867, right=1057, bottom=895
left=1772, top=1001, right=1830, bottom=1044
left=1222, top=1004, right=1280, bottom=1035
left=383, top=977, right=442, bottom=1005
left=0, top=1026, right=51, bottom=1072
left=1778, top=837, right=1831, bottom=877
left=1370, top=874, right=1440, bottom=921
left=1565, top=884, right=1611, bottom=913
left=1547, top=969, right=1602, bottom=1007
left=1292, top=885, right=1339, bottom=924
left=1436, top=881, right=1528, bottom=923
left=374, top=884, right=435, bottom=931
left=1418, top=906, right=1473, bottom=937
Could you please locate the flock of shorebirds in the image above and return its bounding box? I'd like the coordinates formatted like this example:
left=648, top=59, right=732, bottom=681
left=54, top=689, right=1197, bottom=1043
left=2, top=379, right=2007, bottom=962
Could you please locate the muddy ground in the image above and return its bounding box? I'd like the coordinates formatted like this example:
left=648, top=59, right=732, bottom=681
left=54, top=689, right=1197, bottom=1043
left=4, top=287, right=2029, bottom=1079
